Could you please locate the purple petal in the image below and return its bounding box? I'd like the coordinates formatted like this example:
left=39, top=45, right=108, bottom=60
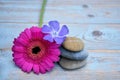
left=59, top=25, right=69, bottom=36
left=42, top=25, right=52, bottom=33
left=43, top=34, right=53, bottom=42
left=49, top=21, right=60, bottom=31
left=54, top=37, right=66, bottom=44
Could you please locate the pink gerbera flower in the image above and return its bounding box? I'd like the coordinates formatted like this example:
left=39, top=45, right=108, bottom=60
left=12, top=26, right=60, bottom=74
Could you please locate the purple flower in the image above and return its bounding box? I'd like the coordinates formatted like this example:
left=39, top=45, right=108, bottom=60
left=42, top=21, right=69, bottom=44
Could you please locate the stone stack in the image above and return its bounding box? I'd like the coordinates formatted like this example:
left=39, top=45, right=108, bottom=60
left=59, top=37, right=88, bottom=70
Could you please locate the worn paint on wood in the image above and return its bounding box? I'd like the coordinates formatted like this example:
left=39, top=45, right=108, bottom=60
left=0, top=0, right=120, bottom=23
left=0, top=23, right=120, bottom=50
left=0, top=0, right=120, bottom=80
left=0, top=50, right=120, bottom=80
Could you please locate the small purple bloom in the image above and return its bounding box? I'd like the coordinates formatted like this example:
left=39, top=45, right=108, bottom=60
left=42, top=20, right=69, bottom=44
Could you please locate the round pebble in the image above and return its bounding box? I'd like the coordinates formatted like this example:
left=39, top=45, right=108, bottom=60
left=62, top=37, right=84, bottom=52
left=59, top=57, right=87, bottom=70
left=60, top=47, right=88, bottom=60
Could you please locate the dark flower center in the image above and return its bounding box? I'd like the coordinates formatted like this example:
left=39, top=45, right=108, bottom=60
left=32, top=46, right=41, bottom=54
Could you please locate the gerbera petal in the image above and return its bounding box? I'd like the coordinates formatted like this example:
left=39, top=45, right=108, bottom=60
left=40, top=62, right=51, bottom=72
left=30, top=27, right=42, bottom=40
left=17, top=37, right=29, bottom=46
left=49, top=49, right=61, bottom=56
left=39, top=64, right=46, bottom=74
left=13, top=38, right=24, bottom=47
left=22, top=61, right=29, bottom=72
left=49, top=21, right=60, bottom=31
left=24, top=28, right=32, bottom=39
left=19, top=32, right=29, bottom=41
left=13, top=58, right=25, bottom=68
left=44, top=58, right=54, bottom=68
left=48, top=42, right=60, bottom=49
left=54, top=37, right=66, bottom=44
left=12, top=46, right=26, bottom=53
left=48, top=55, right=60, bottom=62
left=42, top=25, right=52, bottom=33
left=13, top=38, right=21, bottom=46
left=59, top=25, right=69, bottom=36
left=43, top=34, right=53, bottom=42
left=33, top=64, right=40, bottom=74
left=12, top=53, right=23, bottom=59
left=26, top=62, right=33, bottom=73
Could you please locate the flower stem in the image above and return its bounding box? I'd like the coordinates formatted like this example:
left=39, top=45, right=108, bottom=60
left=39, top=0, right=47, bottom=27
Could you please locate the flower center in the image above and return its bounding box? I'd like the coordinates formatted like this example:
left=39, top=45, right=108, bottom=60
left=52, top=31, right=58, bottom=37
left=53, top=32, right=57, bottom=35
left=32, top=46, right=41, bottom=54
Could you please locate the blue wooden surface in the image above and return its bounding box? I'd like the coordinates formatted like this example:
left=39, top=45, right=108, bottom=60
left=0, top=0, right=120, bottom=80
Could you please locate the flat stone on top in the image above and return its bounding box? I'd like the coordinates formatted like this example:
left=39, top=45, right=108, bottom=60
left=62, top=37, right=84, bottom=52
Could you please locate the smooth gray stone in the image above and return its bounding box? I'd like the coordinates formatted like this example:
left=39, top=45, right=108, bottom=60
left=60, top=47, right=88, bottom=60
left=59, top=57, right=87, bottom=70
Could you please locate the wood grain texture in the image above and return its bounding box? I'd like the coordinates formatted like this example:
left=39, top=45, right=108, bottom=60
left=0, top=50, right=120, bottom=80
left=0, top=23, right=120, bottom=50
left=0, top=0, right=120, bottom=23
left=0, top=0, right=120, bottom=80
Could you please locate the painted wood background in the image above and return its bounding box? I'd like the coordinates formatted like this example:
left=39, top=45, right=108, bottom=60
left=0, top=0, right=120, bottom=80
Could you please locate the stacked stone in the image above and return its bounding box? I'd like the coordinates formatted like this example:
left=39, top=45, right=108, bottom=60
left=59, top=37, right=88, bottom=70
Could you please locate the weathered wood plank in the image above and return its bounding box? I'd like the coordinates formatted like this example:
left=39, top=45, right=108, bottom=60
left=0, top=50, right=120, bottom=80
left=0, top=0, right=120, bottom=23
left=1, top=0, right=120, bottom=5
left=44, top=0, right=120, bottom=24
left=0, top=49, right=120, bottom=80
left=0, top=23, right=120, bottom=50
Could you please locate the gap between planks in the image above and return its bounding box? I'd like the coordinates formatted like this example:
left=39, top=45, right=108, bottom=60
left=0, top=48, right=120, bottom=53
left=0, top=0, right=120, bottom=24
left=0, top=23, right=120, bottom=50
